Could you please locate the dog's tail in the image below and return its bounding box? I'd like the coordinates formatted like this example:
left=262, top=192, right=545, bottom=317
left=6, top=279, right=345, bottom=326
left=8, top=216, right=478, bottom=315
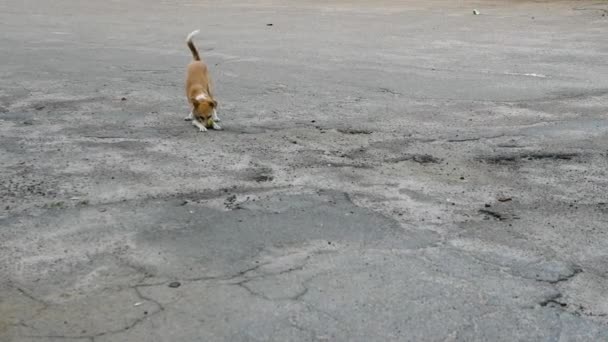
left=186, top=29, right=201, bottom=61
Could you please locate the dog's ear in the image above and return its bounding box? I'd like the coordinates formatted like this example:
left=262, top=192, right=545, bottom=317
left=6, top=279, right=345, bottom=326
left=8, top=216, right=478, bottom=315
left=191, top=98, right=199, bottom=106
left=211, top=99, right=218, bottom=108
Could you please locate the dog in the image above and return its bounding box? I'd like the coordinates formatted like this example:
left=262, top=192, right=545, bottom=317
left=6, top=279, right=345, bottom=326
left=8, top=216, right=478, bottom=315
left=185, top=29, right=221, bottom=132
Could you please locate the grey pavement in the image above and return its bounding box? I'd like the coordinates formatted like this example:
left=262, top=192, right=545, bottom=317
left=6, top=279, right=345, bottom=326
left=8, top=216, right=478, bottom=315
left=1, top=0, right=608, bottom=341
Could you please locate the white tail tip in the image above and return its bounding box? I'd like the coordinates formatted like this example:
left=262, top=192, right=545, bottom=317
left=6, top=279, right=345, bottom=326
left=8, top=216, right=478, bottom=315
left=186, top=29, right=200, bottom=42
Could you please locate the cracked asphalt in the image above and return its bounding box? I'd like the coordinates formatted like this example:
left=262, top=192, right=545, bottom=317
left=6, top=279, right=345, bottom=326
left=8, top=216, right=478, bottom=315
left=1, top=0, right=608, bottom=341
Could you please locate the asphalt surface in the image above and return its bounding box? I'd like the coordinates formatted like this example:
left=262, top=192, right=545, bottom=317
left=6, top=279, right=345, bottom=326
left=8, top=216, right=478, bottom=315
left=1, top=0, right=608, bottom=341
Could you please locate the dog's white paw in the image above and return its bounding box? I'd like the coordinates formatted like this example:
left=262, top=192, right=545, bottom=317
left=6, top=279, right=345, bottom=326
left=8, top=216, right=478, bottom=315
left=212, top=110, right=221, bottom=122
left=185, top=111, right=194, bottom=121
left=192, top=120, right=207, bottom=132
left=211, top=122, right=222, bottom=130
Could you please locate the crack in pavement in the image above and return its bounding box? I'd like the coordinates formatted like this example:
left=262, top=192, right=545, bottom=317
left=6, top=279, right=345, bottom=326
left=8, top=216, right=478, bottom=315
left=235, top=280, right=310, bottom=302
left=6, top=282, right=50, bottom=331
left=451, top=248, right=601, bottom=321
left=539, top=293, right=565, bottom=307
left=135, top=247, right=338, bottom=288
left=10, top=237, right=590, bottom=340
left=542, top=267, right=583, bottom=285
left=445, top=245, right=584, bottom=285
left=13, top=285, right=49, bottom=309
left=421, top=246, right=588, bottom=314
left=446, top=134, right=508, bottom=143
left=0, top=185, right=290, bottom=218
left=21, top=286, right=165, bottom=341
left=13, top=269, right=164, bottom=341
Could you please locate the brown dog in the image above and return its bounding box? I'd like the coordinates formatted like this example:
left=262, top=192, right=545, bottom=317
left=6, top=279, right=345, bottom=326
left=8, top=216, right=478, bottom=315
left=185, top=29, right=221, bottom=132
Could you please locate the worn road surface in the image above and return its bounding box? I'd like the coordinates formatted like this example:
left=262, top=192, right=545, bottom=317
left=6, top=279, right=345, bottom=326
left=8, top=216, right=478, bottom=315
left=1, top=0, right=608, bottom=341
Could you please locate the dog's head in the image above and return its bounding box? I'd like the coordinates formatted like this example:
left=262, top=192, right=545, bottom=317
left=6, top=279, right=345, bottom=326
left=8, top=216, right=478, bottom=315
left=191, top=94, right=217, bottom=119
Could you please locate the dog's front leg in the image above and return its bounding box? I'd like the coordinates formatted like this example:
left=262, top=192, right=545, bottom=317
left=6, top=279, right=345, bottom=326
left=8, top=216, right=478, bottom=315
left=212, top=109, right=220, bottom=122
left=184, top=110, right=194, bottom=121
left=211, top=121, right=222, bottom=130
left=192, top=119, right=208, bottom=132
